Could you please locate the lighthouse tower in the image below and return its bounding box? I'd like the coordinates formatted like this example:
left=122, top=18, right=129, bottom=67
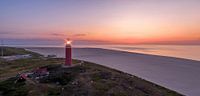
left=65, top=39, right=72, bottom=66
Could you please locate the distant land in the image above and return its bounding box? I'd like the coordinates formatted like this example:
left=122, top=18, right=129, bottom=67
left=0, top=47, right=182, bottom=96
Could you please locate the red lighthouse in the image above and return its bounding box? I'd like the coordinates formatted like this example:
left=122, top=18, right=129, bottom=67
left=65, top=39, right=72, bottom=66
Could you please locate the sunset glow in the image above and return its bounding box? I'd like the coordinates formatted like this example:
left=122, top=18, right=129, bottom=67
left=0, top=0, right=200, bottom=45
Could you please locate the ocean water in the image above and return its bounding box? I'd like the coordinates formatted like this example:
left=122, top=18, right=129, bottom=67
left=72, top=45, right=199, bottom=61
left=104, top=45, right=200, bottom=61
left=27, top=44, right=200, bottom=61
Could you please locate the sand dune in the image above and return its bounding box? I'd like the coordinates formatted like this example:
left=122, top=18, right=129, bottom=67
left=28, top=48, right=200, bottom=96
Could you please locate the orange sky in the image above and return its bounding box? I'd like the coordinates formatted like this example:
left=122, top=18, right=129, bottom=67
left=0, top=0, right=200, bottom=45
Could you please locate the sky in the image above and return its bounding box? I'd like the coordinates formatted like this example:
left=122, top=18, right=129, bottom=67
left=0, top=0, right=200, bottom=46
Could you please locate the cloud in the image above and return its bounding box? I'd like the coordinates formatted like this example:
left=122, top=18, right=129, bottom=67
left=0, top=31, right=23, bottom=35
left=0, top=31, right=15, bottom=35
left=50, top=33, right=65, bottom=36
left=73, top=34, right=87, bottom=37
left=0, top=31, right=24, bottom=39
left=73, top=39, right=112, bottom=45
left=198, top=37, right=200, bottom=40
left=0, top=31, right=9, bottom=34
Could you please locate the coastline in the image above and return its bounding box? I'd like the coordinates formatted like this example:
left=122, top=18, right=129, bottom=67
left=28, top=47, right=200, bottom=96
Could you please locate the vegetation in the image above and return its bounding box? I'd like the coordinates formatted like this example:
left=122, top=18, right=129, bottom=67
left=0, top=77, right=28, bottom=96
left=0, top=47, right=41, bottom=57
left=0, top=47, right=183, bottom=96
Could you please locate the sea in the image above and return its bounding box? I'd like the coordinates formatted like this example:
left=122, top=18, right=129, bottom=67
left=64, top=44, right=200, bottom=61
left=7, top=44, right=200, bottom=61
left=97, top=44, right=200, bottom=61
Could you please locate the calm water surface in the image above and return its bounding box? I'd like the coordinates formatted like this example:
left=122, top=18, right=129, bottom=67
left=111, top=45, right=200, bottom=61
left=25, top=44, right=200, bottom=61
left=73, top=45, right=200, bottom=61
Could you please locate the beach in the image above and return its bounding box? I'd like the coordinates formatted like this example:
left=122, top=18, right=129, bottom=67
left=28, top=47, right=200, bottom=96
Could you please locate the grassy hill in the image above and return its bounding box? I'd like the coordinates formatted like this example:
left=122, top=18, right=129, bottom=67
left=0, top=47, right=183, bottom=96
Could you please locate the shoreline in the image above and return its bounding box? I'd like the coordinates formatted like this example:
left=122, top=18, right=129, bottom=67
left=27, top=47, right=200, bottom=96
left=25, top=46, right=200, bottom=62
